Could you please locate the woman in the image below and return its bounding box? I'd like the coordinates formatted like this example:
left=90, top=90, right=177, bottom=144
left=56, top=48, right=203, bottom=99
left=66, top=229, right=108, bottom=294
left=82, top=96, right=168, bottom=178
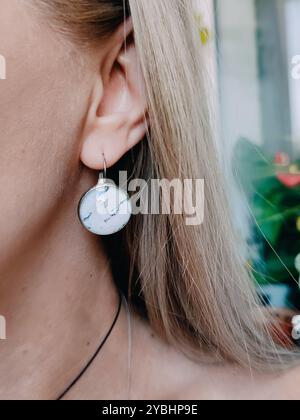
left=0, top=0, right=299, bottom=400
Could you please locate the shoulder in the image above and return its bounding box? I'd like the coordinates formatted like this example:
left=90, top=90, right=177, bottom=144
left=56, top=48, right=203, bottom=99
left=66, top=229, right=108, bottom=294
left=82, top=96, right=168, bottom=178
left=272, top=365, right=300, bottom=400
left=178, top=364, right=300, bottom=400
left=133, top=315, right=300, bottom=400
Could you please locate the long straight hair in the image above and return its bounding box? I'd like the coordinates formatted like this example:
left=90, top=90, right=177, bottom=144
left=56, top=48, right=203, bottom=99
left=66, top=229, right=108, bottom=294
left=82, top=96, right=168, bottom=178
left=38, top=0, right=298, bottom=370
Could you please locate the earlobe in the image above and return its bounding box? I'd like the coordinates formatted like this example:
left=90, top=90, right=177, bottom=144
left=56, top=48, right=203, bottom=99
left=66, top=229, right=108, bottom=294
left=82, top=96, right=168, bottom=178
left=81, top=113, right=132, bottom=170
left=80, top=23, right=148, bottom=172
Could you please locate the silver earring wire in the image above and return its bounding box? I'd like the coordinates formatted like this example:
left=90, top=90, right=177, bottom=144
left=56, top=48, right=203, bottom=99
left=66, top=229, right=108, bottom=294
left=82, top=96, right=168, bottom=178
left=122, top=295, right=133, bottom=400
left=103, top=154, right=107, bottom=179
left=99, top=154, right=107, bottom=183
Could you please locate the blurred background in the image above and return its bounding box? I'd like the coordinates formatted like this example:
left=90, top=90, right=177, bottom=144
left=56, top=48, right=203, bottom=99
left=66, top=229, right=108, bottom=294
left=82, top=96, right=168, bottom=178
left=198, top=0, right=300, bottom=310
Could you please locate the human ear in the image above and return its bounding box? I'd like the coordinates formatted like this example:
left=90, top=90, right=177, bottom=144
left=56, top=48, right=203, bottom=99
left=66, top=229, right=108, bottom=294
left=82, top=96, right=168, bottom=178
left=80, top=19, right=148, bottom=171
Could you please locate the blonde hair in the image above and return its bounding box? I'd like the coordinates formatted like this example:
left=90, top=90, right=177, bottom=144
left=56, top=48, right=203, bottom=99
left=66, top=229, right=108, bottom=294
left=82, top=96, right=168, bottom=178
left=37, top=0, right=298, bottom=370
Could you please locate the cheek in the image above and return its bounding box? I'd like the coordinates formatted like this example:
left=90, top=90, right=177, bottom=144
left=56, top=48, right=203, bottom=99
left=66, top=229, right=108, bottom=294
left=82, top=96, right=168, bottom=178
left=0, top=1, right=90, bottom=267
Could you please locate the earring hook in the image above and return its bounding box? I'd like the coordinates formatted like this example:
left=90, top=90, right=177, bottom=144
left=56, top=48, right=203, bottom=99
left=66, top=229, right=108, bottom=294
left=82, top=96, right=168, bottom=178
left=98, top=153, right=107, bottom=183
left=102, top=153, right=107, bottom=179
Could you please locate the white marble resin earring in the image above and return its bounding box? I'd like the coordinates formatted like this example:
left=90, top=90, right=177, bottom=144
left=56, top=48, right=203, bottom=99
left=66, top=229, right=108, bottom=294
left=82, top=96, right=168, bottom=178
left=292, top=315, right=300, bottom=342
left=78, top=155, right=132, bottom=236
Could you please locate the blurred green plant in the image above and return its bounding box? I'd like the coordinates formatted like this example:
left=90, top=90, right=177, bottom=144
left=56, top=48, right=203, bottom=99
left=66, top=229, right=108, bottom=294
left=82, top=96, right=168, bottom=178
left=234, top=138, right=300, bottom=288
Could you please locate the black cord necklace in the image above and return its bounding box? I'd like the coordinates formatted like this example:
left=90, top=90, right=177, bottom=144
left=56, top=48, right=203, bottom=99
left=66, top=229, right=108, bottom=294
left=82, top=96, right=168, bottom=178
left=56, top=293, right=123, bottom=401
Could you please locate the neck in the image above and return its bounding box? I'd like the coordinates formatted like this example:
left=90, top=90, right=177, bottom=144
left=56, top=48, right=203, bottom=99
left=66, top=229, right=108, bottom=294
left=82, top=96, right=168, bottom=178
left=0, top=169, right=122, bottom=400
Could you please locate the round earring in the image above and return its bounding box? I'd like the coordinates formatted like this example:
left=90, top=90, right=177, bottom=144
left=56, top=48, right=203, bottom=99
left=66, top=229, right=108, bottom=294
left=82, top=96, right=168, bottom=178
left=78, top=155, right=132, bottom=236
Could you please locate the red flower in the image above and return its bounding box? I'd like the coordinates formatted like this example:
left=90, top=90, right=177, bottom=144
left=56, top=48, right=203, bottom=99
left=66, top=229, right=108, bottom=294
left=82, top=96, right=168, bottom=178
left=276, top=173, right=300, bottom=188
left=274, top=152, right=290, bottom=166
left=274, top=153, right=300, bottom=188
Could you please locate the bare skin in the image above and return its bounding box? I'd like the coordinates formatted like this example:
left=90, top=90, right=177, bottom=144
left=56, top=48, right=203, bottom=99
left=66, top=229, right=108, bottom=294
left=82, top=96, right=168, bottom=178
left=0, top=0, right=299, bottom=400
